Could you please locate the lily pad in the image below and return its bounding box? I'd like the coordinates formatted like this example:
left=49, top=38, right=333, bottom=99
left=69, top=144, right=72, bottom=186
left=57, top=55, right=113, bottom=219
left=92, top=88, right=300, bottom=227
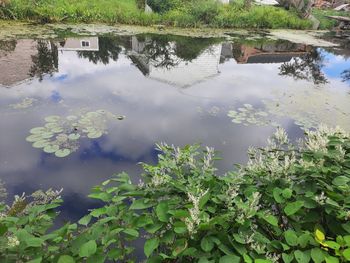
left=68, top=133, right=80, bottom=140
left=55, top=149, right=71, bottom=158
left=87, top=131, right=103, bottom=139
left=32, top=140, right=49, bottom=148
left=45, top=115, right=61, bottom=122
left=43, top=145, right=60, bottom=153
left=30, top=127, right=46, bottom=134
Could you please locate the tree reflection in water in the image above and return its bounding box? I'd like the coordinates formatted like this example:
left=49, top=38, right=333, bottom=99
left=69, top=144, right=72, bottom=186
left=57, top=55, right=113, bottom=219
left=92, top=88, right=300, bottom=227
left=341, top=69, right=350, bottom=83
left=77, top=36, right=123, bottom=65
left=279, top=48, right=328, bottom=85
left=29, top=40, right=58, bottom=81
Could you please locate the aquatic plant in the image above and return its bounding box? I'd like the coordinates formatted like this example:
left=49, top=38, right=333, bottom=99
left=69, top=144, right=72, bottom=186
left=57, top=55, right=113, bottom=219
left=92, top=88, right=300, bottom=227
left=26, top=110, right=125, bottom=157
left=1, top=125, right=350, bottom=262
left=228, top=103, right=278, bottom=127
left=9, top=97, right=37, bottom=109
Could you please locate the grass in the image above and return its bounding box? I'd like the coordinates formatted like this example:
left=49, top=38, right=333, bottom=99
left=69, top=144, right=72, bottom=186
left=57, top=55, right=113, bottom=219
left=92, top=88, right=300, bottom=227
left=0, top=0, right=315, bottom=29
left=312, top=9, right=350, bottom=30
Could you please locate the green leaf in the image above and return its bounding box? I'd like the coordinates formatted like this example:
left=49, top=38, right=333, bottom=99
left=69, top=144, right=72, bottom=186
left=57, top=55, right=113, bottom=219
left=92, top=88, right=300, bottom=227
left=79, top=240, right=97, bottom=258
left=294, top=250, right=310, bottom=263
left=156, top=201, right=169, bottom=222
left=282, top=253, right=294, bottom=263
left=26, top=237, right=43, bottom=247
left=284, top=201, right=304, bottom=216
left=0, top=224, right=8, bottom=236
left=144, top=238, right=159, bottom=258
left=323, top=241, right=340, bottom=250
left=298, top=233, right=310, bottom=248
left=285, top=230, right=298, bottom=246
left=58, top=255, right=75, bottom=263
left=343, top=248, right=350, bottom=260
left=282, top=188, right=293, bottom=199
left=123, top=229, right=139, bottom=238
left=130, top=199, right=154, bottom=210
left=199, top=190, right=211, bottom=209
left=27, top=258, right=42, bottom=263
left=273, top=187, right=284, bottom=203
left=219, top=255, right=240, bottom=263
left=201, top=236, right=214, bottom=252
left=332, top=176, right=350, bottom=186
left=78, top=215, right=92, bottom=226
left=255, top=260, right=272, bottom=263
left=262, top=214, right=278, bottom=227
left=325, top=256, right=339, bottom=263
left=311, top=248, right=325, bottom=263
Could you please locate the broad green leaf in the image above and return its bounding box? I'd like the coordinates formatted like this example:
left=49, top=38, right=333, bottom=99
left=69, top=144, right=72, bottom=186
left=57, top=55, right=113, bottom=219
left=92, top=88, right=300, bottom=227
left=325, top=256, right=339, bottom=263
left=26, top=237, right=43, bottom=247
left=79, top=240, right=97, bottom=258
left=343, top=248, right=350, bottom=260
left=255, top=260, right=272, bottom=263
left=27, top=258, right=42, bottom=263
left=130, top=199, right=154, bottom=210
left=123, top=229, right=139, bottom=238
left=273, top=188, right=284, bottom=203
left=58, top=255, right=75, bottom=263
left=156, top=201, right=169, bottom=222
left=282, top=188, right=293, bottom=199
left=332, top=176, right=350, bottom=186
left=284, top=201, right=304, bottom=216
left=199, top=190, right=211, bottom=209
left=311, top=248, right=325, bottom=263
left=262, top=214, right=278, bottom=227
left=294, top=250, right=310, bottom=263
left=78, top=215, right=92, bottom=226
left=219, top=255, right=240, bottom=263
left=144, top=238, right=159, bottom=258
left=201, top=236, right=214, bottom=252
left=282, top=253, right=294, bottom=263
left=323, top=241, right=340, bottom=250
left=285, top=230, right=298, bottom=246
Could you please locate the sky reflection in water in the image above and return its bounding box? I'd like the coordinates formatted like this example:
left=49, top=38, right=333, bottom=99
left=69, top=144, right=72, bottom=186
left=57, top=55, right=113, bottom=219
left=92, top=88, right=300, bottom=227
left=0, top=34, right=349, bottom=221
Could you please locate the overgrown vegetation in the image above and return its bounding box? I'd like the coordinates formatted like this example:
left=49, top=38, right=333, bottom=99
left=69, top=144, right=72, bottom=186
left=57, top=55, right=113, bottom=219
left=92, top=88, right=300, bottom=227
left=1, top=125, right=350, bottom=262
left=0, top=0, right=313, bottom=29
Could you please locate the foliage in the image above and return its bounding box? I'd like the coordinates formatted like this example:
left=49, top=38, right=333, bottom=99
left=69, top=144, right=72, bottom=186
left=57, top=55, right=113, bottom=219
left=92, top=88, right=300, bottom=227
left=147, top=0, right=182, bottom=14
left=279, top=47, right=328, bottom=85
left=1, top=125, right=350, bottom=262
left=0, top=0, right=312, bottom=29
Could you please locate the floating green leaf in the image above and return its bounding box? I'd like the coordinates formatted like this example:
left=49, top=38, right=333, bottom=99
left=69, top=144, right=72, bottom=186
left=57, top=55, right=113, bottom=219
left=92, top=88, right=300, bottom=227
left=55, top=149, right=71, bottom=158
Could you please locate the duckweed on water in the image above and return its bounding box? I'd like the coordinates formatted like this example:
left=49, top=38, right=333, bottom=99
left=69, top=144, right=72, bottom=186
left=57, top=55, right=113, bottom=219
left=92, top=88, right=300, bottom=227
left=228, top=104, right=278, bottom=127
left=26, top=110, right=125, bottom=157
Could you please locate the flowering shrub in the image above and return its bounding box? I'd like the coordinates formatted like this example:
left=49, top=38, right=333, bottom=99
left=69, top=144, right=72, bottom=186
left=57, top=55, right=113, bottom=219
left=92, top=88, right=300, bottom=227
left=0, top=125, right=350, bottom=262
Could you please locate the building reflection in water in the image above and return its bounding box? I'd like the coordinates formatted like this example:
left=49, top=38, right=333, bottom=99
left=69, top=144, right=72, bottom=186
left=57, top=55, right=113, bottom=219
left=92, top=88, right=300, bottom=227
left=0, top=35, right=347, bottom=88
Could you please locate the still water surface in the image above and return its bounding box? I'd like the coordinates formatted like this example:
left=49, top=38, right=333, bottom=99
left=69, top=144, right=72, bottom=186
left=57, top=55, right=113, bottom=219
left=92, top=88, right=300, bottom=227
left=0, top=33, right=349, bottom=221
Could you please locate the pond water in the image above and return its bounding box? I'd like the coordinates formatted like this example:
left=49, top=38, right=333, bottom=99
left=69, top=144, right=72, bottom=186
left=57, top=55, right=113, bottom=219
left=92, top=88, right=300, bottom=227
left=0, top=31, right=349, bottom=222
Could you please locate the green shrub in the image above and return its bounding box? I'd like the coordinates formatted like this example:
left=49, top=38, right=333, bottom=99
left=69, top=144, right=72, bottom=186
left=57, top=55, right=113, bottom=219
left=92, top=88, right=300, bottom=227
left=147, top=0, right=181, bottom=13
left=189, top=0, right=220, bottom=25
left=2, top=125, right=350, bottom=262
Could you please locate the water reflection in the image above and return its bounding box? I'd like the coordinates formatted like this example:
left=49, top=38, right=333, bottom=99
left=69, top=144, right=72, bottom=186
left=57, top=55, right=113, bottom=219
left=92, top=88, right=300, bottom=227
left=0, top=33, right=350, bottom=222
left=1, top=35, right=350, bottom=88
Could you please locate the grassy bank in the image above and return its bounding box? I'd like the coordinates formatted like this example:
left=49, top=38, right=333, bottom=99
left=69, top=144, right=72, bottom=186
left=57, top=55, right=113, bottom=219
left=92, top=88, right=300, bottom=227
left=0, top=0, right=313, bottom=29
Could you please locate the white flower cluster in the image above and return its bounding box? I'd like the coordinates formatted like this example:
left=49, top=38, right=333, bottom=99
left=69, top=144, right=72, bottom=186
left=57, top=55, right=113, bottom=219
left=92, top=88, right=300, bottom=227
left=304, top=124, right=348, bottom=154
left=236, top=192, right=261, bottom=224
left=28, top=188, right=63, bottom=208
left=7, top=235, right=20, bottom=248
left=185, top=188, right=209, bottom=235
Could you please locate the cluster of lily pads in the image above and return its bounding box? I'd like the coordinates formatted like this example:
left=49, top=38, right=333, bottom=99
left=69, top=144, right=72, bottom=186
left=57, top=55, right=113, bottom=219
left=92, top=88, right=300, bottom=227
left=228, top=104, right=278, bottom=127
left=26, top=110, right=125, bottom=158
left=9, top=97, right=37, bottom=109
